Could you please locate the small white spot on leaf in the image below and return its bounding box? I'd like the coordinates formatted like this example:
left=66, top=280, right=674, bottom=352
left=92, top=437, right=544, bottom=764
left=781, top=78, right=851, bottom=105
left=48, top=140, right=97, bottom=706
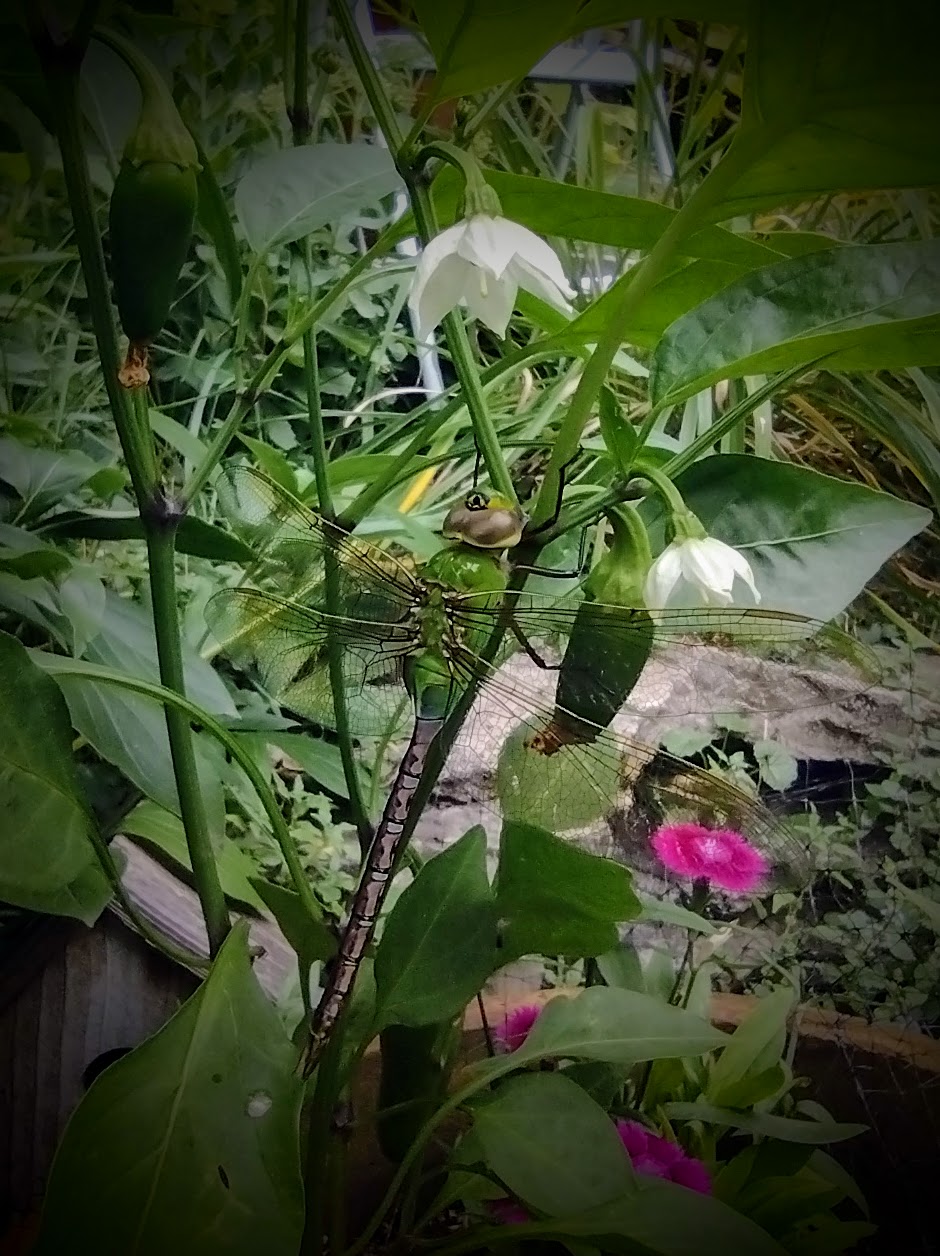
left=246, top=1090, right=272, bottom=1118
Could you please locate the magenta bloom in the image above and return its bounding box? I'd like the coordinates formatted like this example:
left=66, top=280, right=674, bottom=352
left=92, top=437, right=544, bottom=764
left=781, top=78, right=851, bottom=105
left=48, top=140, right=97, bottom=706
left=651, top=822, right=769, bottom=893
left=494, top=1002, right=542, bottom=1052
left=488, top=1198, right=530, bottom=1225
left=615, top=1120, right=711, bottom=1194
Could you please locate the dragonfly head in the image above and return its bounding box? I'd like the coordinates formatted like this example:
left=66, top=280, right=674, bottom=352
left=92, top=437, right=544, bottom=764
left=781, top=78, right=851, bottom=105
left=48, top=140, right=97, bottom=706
left=441, top=491, right=528, bottom=550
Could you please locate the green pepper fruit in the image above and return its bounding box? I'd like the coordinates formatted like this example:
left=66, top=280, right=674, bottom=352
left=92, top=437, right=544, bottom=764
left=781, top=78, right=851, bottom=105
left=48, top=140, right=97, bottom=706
left=540, top=505, right=655, bottom=750
left=99, top=29, right=199, bottom=365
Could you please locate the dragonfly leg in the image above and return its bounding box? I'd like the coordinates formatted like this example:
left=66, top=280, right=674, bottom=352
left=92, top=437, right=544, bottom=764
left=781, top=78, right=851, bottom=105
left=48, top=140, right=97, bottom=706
left=514, top=452, right=591, bottom=580
left=509, top=618, right=560, bottom=671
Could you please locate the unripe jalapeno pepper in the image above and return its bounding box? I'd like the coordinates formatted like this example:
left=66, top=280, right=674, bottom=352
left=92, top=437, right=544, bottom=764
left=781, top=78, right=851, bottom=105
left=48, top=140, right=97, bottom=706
left=97, top=29, right=199, bottom=385
left=536, top=505, right=654, bottom=752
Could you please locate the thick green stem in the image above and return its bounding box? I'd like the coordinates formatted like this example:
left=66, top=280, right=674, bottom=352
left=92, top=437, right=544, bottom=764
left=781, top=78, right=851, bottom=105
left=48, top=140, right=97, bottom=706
left=40, top=656, right=321, bottom=923
left=39, top=64, right=157, bottom=504
left=329, top=0, right=517, bottom=507
left=300, top=1018, right=347, bottom=1253
left=528, top=128, right=776, bottom=532
left=145, top=509, right=230, bottom=955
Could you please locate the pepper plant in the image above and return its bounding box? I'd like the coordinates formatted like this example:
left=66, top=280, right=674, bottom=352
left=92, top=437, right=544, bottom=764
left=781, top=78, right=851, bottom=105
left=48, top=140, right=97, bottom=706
left=2, top=0, right=939, bottom=1253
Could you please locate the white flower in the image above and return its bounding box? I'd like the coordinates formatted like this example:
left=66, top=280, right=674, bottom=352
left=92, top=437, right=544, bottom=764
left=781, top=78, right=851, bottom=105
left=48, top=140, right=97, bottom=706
left=408, top=214, right=575, bottom=342
left=643, top=536, right=761, bottom=608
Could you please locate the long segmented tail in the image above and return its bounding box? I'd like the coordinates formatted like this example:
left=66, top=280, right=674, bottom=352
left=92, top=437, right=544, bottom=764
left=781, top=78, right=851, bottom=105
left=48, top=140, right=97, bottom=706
left=301, top=715, right=444, bottom=1076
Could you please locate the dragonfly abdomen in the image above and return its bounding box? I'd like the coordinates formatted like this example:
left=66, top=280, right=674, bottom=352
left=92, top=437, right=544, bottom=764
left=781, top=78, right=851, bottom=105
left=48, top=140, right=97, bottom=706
left=303, top=714, right=445, bottom=1074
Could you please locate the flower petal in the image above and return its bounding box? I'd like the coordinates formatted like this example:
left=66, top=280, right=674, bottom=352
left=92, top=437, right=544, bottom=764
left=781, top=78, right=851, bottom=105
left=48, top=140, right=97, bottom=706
left=501, top=221, right=577, bottom=296
left=681, top=538, right=734, bottom=598
left=643, top=542, right=683, bottom=607
left=462, top=268, right=517, bottom=337
left=509, top=254, right=575, bottom=312
left=458, top=214, right=519, bottom=277
left=409, top=253, right=475, bottom=341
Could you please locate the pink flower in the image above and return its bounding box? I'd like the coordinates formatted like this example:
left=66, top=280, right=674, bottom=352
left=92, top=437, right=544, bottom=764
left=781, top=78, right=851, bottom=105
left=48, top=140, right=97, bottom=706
left=494, top=1003, right=542, bottom=1052
left=615, top=1120, right=711, bottom=1194
left=488, top=1198, right=530, bottom=1225
left=651, top=822, right=769, bottom=893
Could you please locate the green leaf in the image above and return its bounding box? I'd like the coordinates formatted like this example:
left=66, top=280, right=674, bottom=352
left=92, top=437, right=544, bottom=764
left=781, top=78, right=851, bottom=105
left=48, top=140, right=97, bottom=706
left=642, top=454, right=932, bottom=621
left=888, top=878, right=940, bottom=933
left=373, top=827, right=498, bottom=1029
left=720, top=0, right=940, bottom=215
left=237, top=436, right=298, bottom=492
left=149, top=409, right=211, bottom=465
left=48, top=593, right=234, bottom=834
left=0, top=631, right=109, bottom=923
left=412, top=1, right=746, bottom=101
left=262, top=730, right=369, bottom=801
left=471, top=1071, right=634, bottom=1216
left=234, top=142, right=403, bottom=252
left=495, top=821, right=640, bottom=962
left=248, top=875, right=336, bottom=1004
left=650, top=241, right=940, bottom=408
left=471, top=986, right=727, bottom=1080
left=0, top=436, right=99, bottom=519
left=637, top=896, right=717, bottom=935
left=406, top=166, right=783, bottom=267
left=664, top=1101, right=866, bottom=1145
left=40, top=510, right=255, bottom=564
left=53, top=565, right=106, bottom=655
left=35, top=922, right=304, bottom=1256
left=121, top=800, right=267, bottom=914
left=707, top=987, right=795, bottom=1107
left=553, top=1179, right=787, bottom=1256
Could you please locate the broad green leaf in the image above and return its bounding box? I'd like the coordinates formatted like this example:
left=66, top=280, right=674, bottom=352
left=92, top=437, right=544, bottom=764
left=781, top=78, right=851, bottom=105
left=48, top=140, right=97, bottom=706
left=551, top=1179, right=786, bottom=1256
left=650, top=241, right=940, bottom=408
left=551, top=257, right=749, bottom=350
left=595, top=941, right=644, bottom=993
left=234, top=142, right=403, bottom=252
left=642, top=454, right=932, bottom=621
left=719, top=0, right=940, bottom=215
left=373, top=828, right=498, bottom=1029
left=414, top=1, right=746, bottom=101
left=35, top=922, right=304, bottom=1256
left=403, top=166, right=783, bottom=267
left=237, top=436, right=298, bottom=492
left=637, top=896, right=717, bottom=935
left=471, top=1071, right=634, bottom=1216
left=0, top=631, right=109, bottom=923
left=248, top=874, right=337, bottom=1004
left=122, top=800, right=268, bottom=914
left=149, top=408, right=211, bottom=465
left=0, top=547, right=71, bottom=580
left=40, top=510, right=255, bottom=564
left=47, top=593, right=235, bottom=834
left=706, top=987, right=795, bottom=1107
left=262, top=730, right=369, bottom=801
left=412, top=0, right=576, bottom=100
left=889, top=878, right=940, bottom=933
left=664, top=1101, right=866, bottom=1145
left=495, top=821, right=640, bottom=962
left=0, top=436, right=99, bottom=519
left=53, top=565, right=106, bottom=655
left=471, top=986, right=727, bottom=1080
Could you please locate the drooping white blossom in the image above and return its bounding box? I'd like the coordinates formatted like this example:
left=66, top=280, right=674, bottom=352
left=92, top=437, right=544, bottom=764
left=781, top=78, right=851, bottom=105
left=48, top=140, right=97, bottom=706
left=643, top=535, right=761, bottom=608
left=408, top=214, right=575, bottom=341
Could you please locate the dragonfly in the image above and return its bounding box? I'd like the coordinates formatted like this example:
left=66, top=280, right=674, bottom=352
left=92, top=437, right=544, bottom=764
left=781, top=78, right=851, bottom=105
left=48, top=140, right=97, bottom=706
left=206, top=466, right=878, bottom=1071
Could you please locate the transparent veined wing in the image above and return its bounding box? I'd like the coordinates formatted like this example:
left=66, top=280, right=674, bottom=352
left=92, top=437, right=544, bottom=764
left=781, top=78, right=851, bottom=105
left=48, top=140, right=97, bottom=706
left=417, top=641, right=817, bottom=892
left=451, top=594, right=882, bottom=723
left=217, top=464, right=421, bottom=623
left=205, top=587, right=414, bottom=737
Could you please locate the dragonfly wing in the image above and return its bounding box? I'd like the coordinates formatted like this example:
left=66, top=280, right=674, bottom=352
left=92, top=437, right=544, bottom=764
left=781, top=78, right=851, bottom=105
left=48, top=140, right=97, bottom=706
left=454, top=595, right=881, bottom=721
left=218, top=465, right=421, bottom=620
left=439, top=646, right=812, bottom=890
left=206, top=587, right=413, bottom=737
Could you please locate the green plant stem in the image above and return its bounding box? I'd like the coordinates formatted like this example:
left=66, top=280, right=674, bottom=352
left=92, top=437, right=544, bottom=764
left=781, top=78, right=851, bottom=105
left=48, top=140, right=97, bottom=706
left=144, top=507, right=230, bottom=955
left=37, top=655, right=322, bottom=924
left=329, top=0, right=517, bottom=508
left=528, top=128, right=776, bottom=533
left=39, top=46, right=231, bottom=953
left=291, top=0, right=311, bottom=142
left=39, top=64, right=157, bottom=504
left=300, top=1013, right=348, bottom=1254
